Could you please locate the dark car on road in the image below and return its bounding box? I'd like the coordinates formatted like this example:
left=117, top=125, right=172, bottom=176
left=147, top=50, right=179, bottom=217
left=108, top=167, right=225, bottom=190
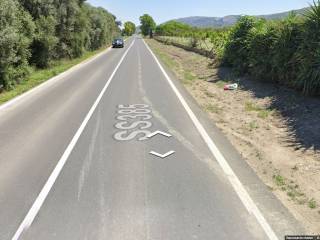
left=112, top=38, right=124, bottom=48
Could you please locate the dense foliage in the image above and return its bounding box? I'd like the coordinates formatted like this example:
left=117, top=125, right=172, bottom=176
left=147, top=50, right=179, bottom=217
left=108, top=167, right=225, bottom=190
left=155, top=21, right=230, bottom=59
left=123, top=21, right=136, bottom=36
left=0, top=0, right=35, bottom=90
left=156, top=21, right=192, bottom=36
left=155, top=1, right=320, bottom=96
left=0, top=0, right=120, bottom=90
left=139, top=14, right=156, bottom=37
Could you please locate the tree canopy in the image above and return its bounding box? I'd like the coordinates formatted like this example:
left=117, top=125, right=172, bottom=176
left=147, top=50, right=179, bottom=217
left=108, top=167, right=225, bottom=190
left=0, top=0, right=120, bottom=90
left=156, top=21, right=191, bottom=36
left=0, top=0, right=35, bottom=89
left=139, top=14, right=156, bottom=37
left=123, top=21, right=136, bottom=36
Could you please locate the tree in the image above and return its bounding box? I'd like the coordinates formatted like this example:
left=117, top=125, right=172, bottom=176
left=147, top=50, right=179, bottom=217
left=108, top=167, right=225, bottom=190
left=156, top=21, right=191, bottom=36
left=115, top=20, right=122, bottom=27
left=86, top=5, right=120, bottom=50
left=123, top=21, right=136, bottom=36
left=52, top=0, right=90, bottom=58
left=19, top=0, right=58, bottom=68
left=0, top=0, right=121, bottom=91
left=139, top=14, right=156, bottom=37
left=0, top=0, right=35, bottom=89
left=31, top=15, right=58, bottom=68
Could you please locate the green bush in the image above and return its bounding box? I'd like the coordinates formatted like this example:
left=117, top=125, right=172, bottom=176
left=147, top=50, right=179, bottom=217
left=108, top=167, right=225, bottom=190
left=246, top=20, right=277, bottom=81
left=31, top=15, right=58, bottom=68
left=154, top=1, right=320, bottom=96
left=54, top=0, right=88, bottom=59
left=123, top=21, right=136, bottom=36
left=0, top=0, right=120, bottom=91
left=155, top=21, right=230, bottom=59
left=223, top=16, right=257, bottom=74
left=270, top=14, right=302, bottom=87
left=0, top=0, right=34, bottom=90
left=156, top=21, right=191, bottom=36
left=19, top=0, right=58, bottom=68
left=140, top=14, right=156, bottom=37
left=223, top=3, right=320, bottom=95
left=208, top=29, right=230, bottom=60
left=295, top=1, right=320, bottom=95
left=86, top=6, right=120, bottom=50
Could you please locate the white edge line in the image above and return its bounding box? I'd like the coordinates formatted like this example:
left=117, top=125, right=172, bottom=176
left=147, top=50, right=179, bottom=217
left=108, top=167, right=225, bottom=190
left=0, top=38, right=130, bottom=112
left=142, top=39, right=279, bottom=240
left=11, top=39, right=135, bottom=240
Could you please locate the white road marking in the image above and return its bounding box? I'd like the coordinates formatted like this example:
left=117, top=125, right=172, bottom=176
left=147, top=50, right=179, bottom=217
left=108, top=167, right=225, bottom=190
left=11, top=40, right=135, bottom=240
left=0, top=39, right=130, bottom=112
left=114, top=104, right=153, bottom=141
left=143, top=39, right=279, bottom=240
left=147, top=130, right=172, bottom=138
left=149, top=150, right=175, bottom=158
left=0, top=54, right=108, bottom=111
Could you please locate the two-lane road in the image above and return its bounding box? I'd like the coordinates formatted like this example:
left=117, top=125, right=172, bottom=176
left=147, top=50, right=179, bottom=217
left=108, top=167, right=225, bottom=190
left=0, top=37, right=303, bottom=239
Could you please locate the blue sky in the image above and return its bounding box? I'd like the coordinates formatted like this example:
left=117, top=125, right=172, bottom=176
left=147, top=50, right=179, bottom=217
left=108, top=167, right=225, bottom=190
left=87, top=0, right=311, bottom=25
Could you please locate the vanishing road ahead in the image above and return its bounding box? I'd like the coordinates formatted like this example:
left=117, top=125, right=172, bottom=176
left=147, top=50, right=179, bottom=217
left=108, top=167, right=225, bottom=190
left=0, top=37, right=304, bottom=240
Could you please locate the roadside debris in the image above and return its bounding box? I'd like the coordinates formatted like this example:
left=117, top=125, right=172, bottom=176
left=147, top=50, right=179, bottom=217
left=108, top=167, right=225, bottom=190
left=224, top=83, right=238, bottom=90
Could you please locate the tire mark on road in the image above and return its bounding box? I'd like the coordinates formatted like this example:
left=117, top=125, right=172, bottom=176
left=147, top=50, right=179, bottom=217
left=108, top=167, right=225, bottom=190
left=77, top=109, right=101, bottom=201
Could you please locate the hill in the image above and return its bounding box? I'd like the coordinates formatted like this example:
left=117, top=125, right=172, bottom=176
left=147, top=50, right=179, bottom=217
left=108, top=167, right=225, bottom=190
left=173, top=7, right=308, bottom=28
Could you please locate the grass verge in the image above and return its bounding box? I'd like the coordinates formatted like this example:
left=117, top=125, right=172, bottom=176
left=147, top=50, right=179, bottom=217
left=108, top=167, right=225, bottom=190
left=0, top=46, right=109, bottom=105
left=146, top=38, right=320, bottom=232
left=145, top=39, right=197, bottom=86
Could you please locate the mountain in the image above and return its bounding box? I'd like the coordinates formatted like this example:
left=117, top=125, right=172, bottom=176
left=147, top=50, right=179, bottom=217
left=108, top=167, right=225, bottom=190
left=173, top=7, right=309, bottom=28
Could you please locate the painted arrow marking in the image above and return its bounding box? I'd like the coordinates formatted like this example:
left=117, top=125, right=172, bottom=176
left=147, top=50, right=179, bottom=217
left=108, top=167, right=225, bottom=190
left=147, top=131, right=172, bottom=138
left=149, top=150, right=175, bottom=158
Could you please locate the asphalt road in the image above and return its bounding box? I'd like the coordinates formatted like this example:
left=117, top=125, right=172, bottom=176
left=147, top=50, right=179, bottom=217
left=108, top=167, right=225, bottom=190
left=0, top=37, right=304, bottom=240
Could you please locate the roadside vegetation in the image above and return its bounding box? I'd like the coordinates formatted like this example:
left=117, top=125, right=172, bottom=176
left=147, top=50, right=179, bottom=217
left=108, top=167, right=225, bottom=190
left=154, top=1, right=320, bottom=96
left=0, top=0, right=121, bottom=99
left=139, top=14, right=156, bottom=37
left=156, top=21, right=229, bottom=59
left=123, top=21, right=136, bottom=36
left=146, top=36, right=320, bottom=233
left=0, top=48, right=106, bottom=105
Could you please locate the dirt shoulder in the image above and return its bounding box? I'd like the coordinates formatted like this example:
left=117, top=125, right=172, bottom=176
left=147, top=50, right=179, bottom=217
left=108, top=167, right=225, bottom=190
left=145, top=38, right=320, bottom=233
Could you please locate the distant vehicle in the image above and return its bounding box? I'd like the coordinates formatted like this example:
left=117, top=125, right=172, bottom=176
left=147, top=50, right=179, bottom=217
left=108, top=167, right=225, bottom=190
left=112, top=38, right=124, bottom=48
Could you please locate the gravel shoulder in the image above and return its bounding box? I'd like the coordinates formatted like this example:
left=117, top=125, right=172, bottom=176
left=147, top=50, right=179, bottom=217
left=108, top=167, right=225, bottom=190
left=146, top=38, right=320, bottom=234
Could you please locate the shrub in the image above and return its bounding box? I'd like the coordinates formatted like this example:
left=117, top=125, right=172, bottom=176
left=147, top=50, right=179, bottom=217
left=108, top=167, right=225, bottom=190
left=0, top=0, right=34, bottom=90
left=246, top=19, right=277, bottom=81
left=0, top=0, right=120, bottom=91
left=154, top=2, right=320, bottom=96
left=31, top=15, right=58, bottom=68
left=156, top=21, right=191, bottom=36
left=223, top=16, right=257, bottom=74
left=87, top=6, right=120, bottom=50
left=208, top=29, right=230, bottom=60
left=270, top=13, right=303, bottom=86
left=295, top=1, right=320, bottom=95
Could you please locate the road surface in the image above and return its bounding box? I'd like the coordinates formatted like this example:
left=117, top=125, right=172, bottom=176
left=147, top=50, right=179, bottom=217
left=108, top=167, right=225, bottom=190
left=0, top=37, right=304, bottom=240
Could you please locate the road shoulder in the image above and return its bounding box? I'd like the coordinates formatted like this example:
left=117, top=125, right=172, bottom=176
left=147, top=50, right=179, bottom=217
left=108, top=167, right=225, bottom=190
left=145, top=38, right=309, bottom=235
left=0, top=38, right=131, bottom=110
